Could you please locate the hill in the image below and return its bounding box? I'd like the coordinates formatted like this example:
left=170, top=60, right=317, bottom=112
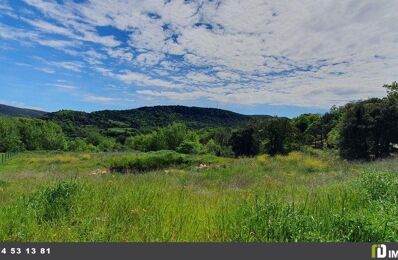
left=0, top=104, right=47, bottom=118
left=41, top=105, right=271, bottom=138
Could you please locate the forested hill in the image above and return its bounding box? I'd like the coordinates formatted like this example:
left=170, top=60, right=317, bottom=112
left=41, top=105, right=271, bottom=137
left=0, top=104, right=47, bottom=118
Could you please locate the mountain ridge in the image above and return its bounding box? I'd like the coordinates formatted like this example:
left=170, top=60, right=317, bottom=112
left=1, top=104, right=272, bottom=138
left=40, top=105, right=271, bottom=138
left=0, top=104, right=47, bottom=118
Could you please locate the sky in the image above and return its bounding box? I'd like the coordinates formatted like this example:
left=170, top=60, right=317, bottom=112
left=0, top=0, right=397, bottom=117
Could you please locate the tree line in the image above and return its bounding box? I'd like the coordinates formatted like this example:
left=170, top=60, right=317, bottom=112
left=0, top=82, right=397, bottom=160
left=228, top=82, right=398, bottom=160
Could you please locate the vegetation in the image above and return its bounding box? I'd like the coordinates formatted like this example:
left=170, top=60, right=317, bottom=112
left=0, top=117, right=66, bottom=152
left=339, top=84, right=398, bottom=159
left=0, top=82, right=397, bottom=242
left=40, top=106, right=269, bottom=142
left=0, top=150, right=397, bottom=242
left=2, top=82, right=396, bottom=160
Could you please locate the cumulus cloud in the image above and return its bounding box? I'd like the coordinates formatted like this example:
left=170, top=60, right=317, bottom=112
left=1, top=0, right=397, bottom=108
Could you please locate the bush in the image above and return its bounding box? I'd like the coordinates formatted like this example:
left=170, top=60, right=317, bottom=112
left=177, top=140, right=202, bottom=154
left=67, top=138, right=99, bottom=152
left=26, top=181, right=80, bottom=222
left=126, top=123, right=200, bottom=153
left=108, top=151, right=191, bottom=174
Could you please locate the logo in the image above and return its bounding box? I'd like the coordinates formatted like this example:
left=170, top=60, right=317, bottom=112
left=372, top=244, right=398, bottom=259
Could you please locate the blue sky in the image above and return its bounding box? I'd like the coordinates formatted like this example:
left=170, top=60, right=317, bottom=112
left=0, top=0, right=397, bottom=117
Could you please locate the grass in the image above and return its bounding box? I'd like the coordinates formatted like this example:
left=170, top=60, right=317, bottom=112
left=0, top=149, right=397, bottom=242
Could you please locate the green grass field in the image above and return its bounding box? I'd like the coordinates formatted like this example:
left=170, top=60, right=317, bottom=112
left=0, top=150, right=397, bottom=242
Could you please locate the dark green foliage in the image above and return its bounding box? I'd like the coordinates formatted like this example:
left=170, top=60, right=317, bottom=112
left=1, top=83, right=397, bottom=160
left=199, top=128, right=233, bottom=156
left=293, top=107, right=345, bottom=149
left=0, top=104, right=46, bottom=118
left=293, top=114, right=323, bottom=148
left=255, top=117, right=298, bottom=155
left=230, top=128, right=259, bottom=157
left=384, top=81, right=398, bottom=99
left=41, top=106, right=270, bottom=141
left=339, top=97, right=398, bottom=159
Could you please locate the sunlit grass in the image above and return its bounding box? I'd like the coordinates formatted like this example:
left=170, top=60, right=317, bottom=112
left=0, top=149, right=397, bottom=242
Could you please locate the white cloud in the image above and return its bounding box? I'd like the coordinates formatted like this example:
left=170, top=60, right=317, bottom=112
left=47, top=61, right=84, bottom=72
left=1, top=0, right=397, bottom=108
left=83, top=95, right=134, bottom=104
left=36, top=67, right=56, bottom=74
left=49, top=83, right=78, bottom=91
left=136, top=52, right=164, bottom=66
left=115, top=71, right=176, bottom=89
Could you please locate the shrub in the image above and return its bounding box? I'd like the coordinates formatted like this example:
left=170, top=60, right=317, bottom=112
left=125, top=123, right=198, bottom=153
left=177, top=140, right=202, bottom=154
left=108, top=151, right=191, bottom=174
left=67, top=138, right=99, bottom=152
left=26, top=181, right=80, bottom=222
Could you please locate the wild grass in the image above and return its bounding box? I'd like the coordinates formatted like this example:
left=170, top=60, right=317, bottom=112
left=0, top=149, right=396, bottom=242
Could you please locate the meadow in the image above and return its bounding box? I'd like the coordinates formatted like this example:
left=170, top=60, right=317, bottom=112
left=0, top=149, right=397, bottom=242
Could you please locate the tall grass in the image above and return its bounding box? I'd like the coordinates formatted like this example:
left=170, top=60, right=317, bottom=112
left=0, top=150, right=396, bottom=242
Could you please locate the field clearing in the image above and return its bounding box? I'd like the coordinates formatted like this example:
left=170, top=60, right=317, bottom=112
left=0, top=150, right=397, bottom=242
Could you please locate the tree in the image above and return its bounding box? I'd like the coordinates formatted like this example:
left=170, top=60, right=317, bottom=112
left=41, top=122, right=67, bottom=150
left=229, top=128, right=259, bottom=157
left=177, top=140, right=202, bottom=154
left=0, top=117, right=22, bottom=152
left=160, top=123, right=189, bottom=150
left=339, top=97, right=398, bottom=159
left=256, top=118, right=297, bottom=156
left=384, top=81, right=398, bottom=99
left=293, top=114, right=323, bottom=147
left=0, top=117, right=68, bottom=152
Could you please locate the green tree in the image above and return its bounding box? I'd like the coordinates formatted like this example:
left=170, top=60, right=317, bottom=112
left=177, top=140, right=202, bottom=154
left=384, top=81, right=398, bottom=99
left=0, top=117, right=22, bottom=152
left=230, top=128, right=259, bottom=157
left=256, top=118, right=297, bottom=156
left=340, top=97, right=398, bottom=159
